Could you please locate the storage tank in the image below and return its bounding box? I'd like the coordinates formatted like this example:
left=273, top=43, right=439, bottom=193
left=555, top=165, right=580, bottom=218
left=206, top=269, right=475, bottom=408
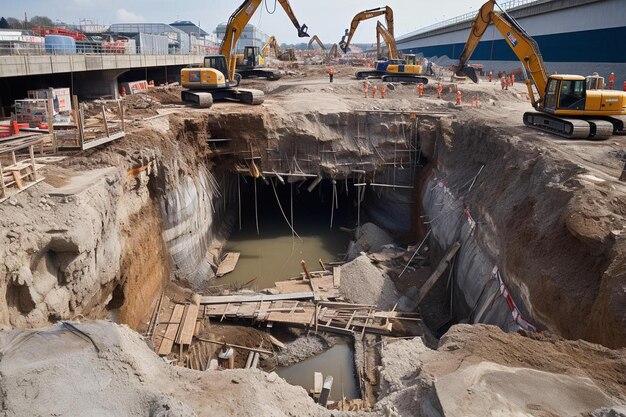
left=44, top=35, right=76, bottom=54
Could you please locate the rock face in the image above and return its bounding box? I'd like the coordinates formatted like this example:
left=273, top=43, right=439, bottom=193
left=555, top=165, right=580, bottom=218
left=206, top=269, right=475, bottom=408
left=0, top=321, right=330, bottom=417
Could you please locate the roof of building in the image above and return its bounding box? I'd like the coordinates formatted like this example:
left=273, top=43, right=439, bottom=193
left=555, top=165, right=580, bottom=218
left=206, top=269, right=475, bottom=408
left=170, top=20, right=209, bottom=37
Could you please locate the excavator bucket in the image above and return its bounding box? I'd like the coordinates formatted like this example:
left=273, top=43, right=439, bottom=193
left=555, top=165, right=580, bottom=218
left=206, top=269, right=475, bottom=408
left=298, top=24, right=310, bottom=37
left=456, top=65, right=479, bottom=83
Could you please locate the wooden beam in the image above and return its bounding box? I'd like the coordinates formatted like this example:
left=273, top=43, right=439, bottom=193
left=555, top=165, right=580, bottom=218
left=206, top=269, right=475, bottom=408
left=177, top=302, right=199, bottom=346
left=101, top=105, right=109, bottom=138
left=195, top=337, right=273, bottom=355
left=200, top=292, right=314, bottom=305
left=417, top=242, right=461, bottom=305
left=345, top=310, right=357, bottom=330
left=333, top=267, right=341, bottom=288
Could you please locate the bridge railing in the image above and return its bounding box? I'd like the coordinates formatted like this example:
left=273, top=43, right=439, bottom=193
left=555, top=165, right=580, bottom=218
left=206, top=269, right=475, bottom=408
left=0, top=40, right=218, bottom=56
left=397, top=0, right=539, bottom=40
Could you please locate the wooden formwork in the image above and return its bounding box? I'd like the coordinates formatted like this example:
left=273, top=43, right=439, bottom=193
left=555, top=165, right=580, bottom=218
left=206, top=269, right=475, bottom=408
left=0, top=134, right=45, bottom=203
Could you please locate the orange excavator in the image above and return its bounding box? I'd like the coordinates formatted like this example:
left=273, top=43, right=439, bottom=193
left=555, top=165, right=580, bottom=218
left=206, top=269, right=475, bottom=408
left=455, top=0, right=626, bottom=139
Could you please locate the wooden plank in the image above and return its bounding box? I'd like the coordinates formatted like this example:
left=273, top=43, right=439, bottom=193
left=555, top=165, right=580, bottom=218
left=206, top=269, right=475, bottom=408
left=177, top=303, right=199, bottom=346
left=101, top=105, right=110, bottom=137
left=268, top=335, right=285, bottom=349
left=11, top=171, right=24, bottom=189
left=216, top=252, right=240, bottom=277
left=333, top=267, right=341, bottom=288
left=81, top=131, right=124, bottom=150
left=317, top=324, right=354, bottom=336
left=200, top=292, right=314, bottom=305
left=345, top=310, right=357, bottom=330
left=158, top=304, right=184, bottom=356
left=417, top=242, right=461, bottom=305
left=195, top=337, right=273, bottom=355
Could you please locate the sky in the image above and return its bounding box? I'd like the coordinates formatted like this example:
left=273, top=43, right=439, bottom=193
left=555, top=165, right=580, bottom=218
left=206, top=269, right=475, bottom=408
left=1, top=0, right=488, bottom=44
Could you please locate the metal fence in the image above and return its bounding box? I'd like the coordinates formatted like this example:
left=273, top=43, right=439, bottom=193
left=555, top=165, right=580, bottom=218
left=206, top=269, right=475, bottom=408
left=397, top=0, right=540, bottom=40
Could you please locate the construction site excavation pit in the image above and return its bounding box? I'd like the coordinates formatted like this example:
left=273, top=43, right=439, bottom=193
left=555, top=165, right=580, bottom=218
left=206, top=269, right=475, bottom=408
left=2, top=68, right=626, bottom=417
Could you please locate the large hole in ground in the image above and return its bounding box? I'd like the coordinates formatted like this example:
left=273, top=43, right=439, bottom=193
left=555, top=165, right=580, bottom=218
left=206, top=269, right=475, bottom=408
left=217, top=176, right=356, bottom=290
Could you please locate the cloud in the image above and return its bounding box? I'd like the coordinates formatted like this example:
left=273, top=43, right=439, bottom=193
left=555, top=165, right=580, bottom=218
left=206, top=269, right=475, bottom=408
left=115, top=8, right=145, bottom=23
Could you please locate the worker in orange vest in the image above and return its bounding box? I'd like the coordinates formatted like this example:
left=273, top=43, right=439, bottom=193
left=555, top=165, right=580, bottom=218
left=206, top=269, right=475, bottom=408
left=371, top=85, right=378, bottom=98
left=328, top=66, right=335, bottom=83
left=436, top=82, right=443, bottom=99
left=363, top=81, right=370, bottom=98
left=609, top=72, right=615, bottom=89
left=456, top=90, right=462, bottom=105
left=120, top=86, right=126, bottom=97
left=500, top=76, right=507, bottom=90
left=488, top=70, right=493, bottom=82
left=417, top=83, right=424, bottom=97
left=511, top=72, right=515, bottom=84
left=380, top=84, right=387, bottom=99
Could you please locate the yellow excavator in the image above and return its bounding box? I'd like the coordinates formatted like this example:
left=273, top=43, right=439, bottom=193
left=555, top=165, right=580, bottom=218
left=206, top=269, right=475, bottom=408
left=455, top=0, right=626, bottom=139
left=232, top=2, right=308, bottom=79
left=339, top=6, right=393, bottom=54
left=308, top=35, right=326, bottom=50
left=180, top=0, right=309, bottom=107
left=262, top=35, right=281, bottom=58
left=355, top=21, right=428, bottom=84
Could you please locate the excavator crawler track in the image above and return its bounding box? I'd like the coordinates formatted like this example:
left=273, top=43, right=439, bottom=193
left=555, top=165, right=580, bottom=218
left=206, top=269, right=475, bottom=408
left=381, top=75, right=429, bottom=84
left=522, top=112, right=614, bottom=140
left=237, top=69, right=281, bottom=81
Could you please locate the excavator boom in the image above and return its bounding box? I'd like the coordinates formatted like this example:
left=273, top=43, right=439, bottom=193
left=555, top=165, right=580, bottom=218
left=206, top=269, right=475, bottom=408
left=308, top=35, right=326, bottom=50
left=340, top=6, right=393, bottom=53
left=262, top=35, right=281, bottom=57
left=220, top=0, right=309, bottom=78
left=375, top=21, right=397, bottom=60
left=454, top=0, right=548, bottom=105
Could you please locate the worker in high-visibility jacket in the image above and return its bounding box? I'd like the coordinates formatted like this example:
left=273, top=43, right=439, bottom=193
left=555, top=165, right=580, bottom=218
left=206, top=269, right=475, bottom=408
left=436, top=82, right=443, bottom=99
left=609, top=72, right=615, bottom=89
left=456, top=90, right=462, bottom=105
left=363, top=81, right=370, bottom=98
left=417, top=83, right=424, bottom=97
left=488, top=71, right=493, bottom=82
left=380, top=84, right=387, bottom=99
left=371, top=85, right=378, bottom=98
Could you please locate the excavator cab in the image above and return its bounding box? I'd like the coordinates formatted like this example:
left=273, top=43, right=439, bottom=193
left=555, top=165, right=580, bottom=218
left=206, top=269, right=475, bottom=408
left=242, top=46, right=261, bottom=68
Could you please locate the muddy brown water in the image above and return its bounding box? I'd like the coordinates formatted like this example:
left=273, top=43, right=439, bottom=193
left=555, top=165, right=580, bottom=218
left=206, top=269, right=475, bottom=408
left=217, top=179, right=354, bottom=290
left=276, top=338, right=360, bottom=401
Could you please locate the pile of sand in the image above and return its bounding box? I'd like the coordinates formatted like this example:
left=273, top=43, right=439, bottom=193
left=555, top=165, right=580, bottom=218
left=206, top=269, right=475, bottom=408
left=339, top=254, right=398, bottom=309
left=0, top=321, right=330, bottom=417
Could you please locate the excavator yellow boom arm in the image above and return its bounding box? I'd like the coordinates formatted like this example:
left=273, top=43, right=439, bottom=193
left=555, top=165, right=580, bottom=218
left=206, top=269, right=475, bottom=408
left=340, top=6, right=393, bottom=53
left=375, top=21, right=397, bottom=60
left=219, top=0, right=309, bottom=79
left=455, top=0, right=548, bottom=107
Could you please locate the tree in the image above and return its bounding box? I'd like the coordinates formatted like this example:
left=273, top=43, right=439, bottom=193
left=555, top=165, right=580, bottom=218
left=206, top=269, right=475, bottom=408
left=28, top=16, right=54, bottom=28
left=0, top=17, right=9, bottom=29
left=6, top=17, right=23, bottom=29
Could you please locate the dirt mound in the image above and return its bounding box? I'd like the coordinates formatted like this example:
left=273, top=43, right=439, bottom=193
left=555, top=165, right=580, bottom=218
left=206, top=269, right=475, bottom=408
left=339, top=254, right=398, bottom=309
left=0, top=321, right=330, bottom=417
left=376, top=324, right=626, bottom=417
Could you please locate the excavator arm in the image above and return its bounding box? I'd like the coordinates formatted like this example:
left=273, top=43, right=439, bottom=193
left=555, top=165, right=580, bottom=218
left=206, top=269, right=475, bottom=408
left=340, top=6, right=393, bottom=53
left=262, top=35, right=280, bottom=57
left=308, top=35, right=326, bottom=50
left=220, top=0, right=309, bottom=79
left=375, top=21, right=397, bottom=60
left=455, top=0, right=548, bottom=108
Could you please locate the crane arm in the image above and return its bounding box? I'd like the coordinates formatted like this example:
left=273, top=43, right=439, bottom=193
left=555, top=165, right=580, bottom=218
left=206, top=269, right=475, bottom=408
left=455, top=0, right=548, bottom=105
left=376, top=21, right=397, bottom=60
left=219, top=0, right=309, bottom=57
left=308, top=35, right=326, bottom=50
left=340, top=6, right=393, bottom=53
